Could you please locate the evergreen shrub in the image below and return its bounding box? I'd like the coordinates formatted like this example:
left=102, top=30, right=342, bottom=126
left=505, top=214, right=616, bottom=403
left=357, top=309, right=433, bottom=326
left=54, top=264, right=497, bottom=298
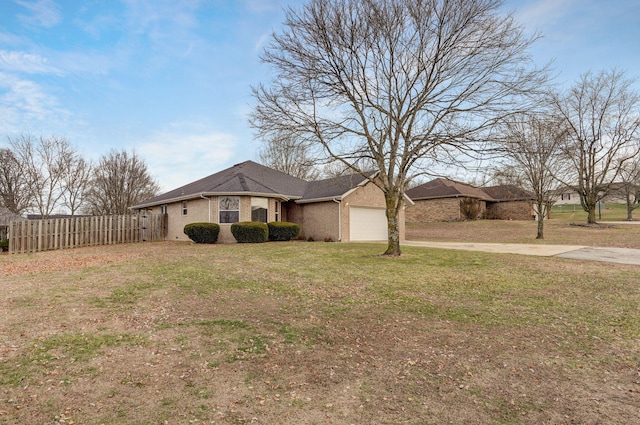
left=267, top=221, right=300, bottom=241
left=231, top=222, right=268, bottom=243
left=184, top=222, right=220, bottom=244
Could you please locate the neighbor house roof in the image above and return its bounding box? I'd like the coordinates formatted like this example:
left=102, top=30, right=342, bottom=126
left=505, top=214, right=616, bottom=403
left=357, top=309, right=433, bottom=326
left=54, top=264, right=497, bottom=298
left=406, top=178, right=534, bottom=202
left=481, top=185, right=534, bottom=202
left=132, top=161, right=378, bottom=209
left=406, top=178, right=489, bottom=201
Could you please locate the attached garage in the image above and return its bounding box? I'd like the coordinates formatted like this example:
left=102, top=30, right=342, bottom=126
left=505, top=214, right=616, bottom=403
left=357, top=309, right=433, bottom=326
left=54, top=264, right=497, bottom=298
left=349, top=207, right=388, bottom=241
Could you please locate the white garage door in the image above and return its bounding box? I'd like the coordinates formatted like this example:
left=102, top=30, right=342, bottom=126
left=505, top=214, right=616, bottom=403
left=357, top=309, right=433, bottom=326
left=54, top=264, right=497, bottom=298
left=349, top=207, right=388, bottom=241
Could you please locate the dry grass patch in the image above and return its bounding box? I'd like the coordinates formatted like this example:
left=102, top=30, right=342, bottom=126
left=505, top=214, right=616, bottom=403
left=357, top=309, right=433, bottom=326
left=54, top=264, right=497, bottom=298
left=1, top=241, right=639, bottom=424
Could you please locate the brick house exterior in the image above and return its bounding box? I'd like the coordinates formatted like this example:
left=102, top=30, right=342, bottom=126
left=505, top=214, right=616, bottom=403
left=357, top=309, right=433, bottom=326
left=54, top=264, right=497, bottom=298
left=406, top=178, right=535, bottom=222
left=132, top=161, right=404, bottom=243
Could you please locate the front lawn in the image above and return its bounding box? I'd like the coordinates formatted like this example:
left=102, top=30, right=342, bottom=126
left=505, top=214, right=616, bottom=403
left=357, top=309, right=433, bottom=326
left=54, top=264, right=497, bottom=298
left=407, top=218, right=640, bottom=248
left=1, top=241, right=639, bottom=424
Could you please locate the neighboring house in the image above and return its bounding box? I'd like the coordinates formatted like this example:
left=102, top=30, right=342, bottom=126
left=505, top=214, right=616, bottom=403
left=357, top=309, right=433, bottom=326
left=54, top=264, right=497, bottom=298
left=553, top=182, right=640, bottom=206
left=131, top=160, right=405, bottom=243
left=405, top=178, right=535, bottom=222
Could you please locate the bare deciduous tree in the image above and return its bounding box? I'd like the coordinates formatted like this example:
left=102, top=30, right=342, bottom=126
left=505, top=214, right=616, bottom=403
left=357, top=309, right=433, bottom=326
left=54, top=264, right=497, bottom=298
left=485, top=164, right=529, bottom=189
left=617, top=157, right=640, bottom=220
left=258, top=130, right=321, bottom=180
left=62, top=155, right=92, bottom=216
left=499, top=113, right=568, bottom=239
left=8, top=134, right=76, bottom=218
left=551, top=69, right=640, bottom=224
left=0, top=147, right=31, bottom=215
left=251, top=0, right=547, bottom=255
left=85, top=149, right=160, bottom=215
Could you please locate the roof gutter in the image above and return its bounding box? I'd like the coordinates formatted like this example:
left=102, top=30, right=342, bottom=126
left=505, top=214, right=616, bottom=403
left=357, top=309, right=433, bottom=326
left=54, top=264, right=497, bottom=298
left=295, top=195, right=343, bottom=204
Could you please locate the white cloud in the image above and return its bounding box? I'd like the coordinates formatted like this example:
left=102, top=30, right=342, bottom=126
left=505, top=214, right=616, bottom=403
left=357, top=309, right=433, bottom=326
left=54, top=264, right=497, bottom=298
left=15, top=0, right=61, bottom=28
left=137, top=122, right=237, bottom=191
left=0, top=71, right=69, bottom=134
left=0, top=50, right=62, bottom=74
left=254, top=32, right=271, bottom=53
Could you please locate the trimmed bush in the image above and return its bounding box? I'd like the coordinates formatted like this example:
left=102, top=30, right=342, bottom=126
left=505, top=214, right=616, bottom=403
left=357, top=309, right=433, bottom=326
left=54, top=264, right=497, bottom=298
left=231, top=221, right=268, bottom=243
left=460, top=198, right=481, bottom=220
left=267, top=221, right=300, bottom=241
left=0, top=239, right=8, bottom=252
left=184, top=222, right=220, bottom=244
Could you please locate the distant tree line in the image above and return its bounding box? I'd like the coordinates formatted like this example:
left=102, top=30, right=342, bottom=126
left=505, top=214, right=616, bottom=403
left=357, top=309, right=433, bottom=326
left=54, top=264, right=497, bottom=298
left=0, top=134, right=160, bottom=218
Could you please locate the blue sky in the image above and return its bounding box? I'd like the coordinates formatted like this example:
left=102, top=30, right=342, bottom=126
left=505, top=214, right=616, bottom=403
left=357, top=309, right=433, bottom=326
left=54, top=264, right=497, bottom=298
left=1, top=0, right=639, bottom=192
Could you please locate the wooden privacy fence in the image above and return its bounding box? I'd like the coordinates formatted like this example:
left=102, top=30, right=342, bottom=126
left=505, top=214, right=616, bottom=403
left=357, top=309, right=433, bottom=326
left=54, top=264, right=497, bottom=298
left=7, top=214, right=167, bottom=254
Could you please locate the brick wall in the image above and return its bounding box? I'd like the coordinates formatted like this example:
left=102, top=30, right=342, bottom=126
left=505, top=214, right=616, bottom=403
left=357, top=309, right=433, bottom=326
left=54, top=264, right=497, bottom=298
left=291, top=201, right=340, bottom=242
left=407, top=197, right=534, bottom=222
left=485, top=200, right=534, bottom=220
left=406, top=198, right=488, bottom=222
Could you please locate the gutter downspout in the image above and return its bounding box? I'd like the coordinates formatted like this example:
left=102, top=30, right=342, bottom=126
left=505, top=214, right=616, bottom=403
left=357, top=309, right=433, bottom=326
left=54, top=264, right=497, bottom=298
left=200, top=194, right=211, bottom=222
left=333, top=198, right=341, bottom=241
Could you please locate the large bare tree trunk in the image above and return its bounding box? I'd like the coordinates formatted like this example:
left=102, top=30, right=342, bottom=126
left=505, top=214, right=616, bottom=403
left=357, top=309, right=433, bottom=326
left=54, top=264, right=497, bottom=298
left=536, top=201, right=545, bottom=239
left=587, top=206, right=597, bottom=224
left=384, top=194, right=401, bottom=256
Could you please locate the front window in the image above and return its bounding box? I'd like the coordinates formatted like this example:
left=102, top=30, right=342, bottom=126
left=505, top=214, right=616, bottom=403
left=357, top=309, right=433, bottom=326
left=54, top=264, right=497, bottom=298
left=251, top=197, right=268, bottom=222
left=181, top=201, right=188, bottom=216
left=219, top=196, right=240, bottom=223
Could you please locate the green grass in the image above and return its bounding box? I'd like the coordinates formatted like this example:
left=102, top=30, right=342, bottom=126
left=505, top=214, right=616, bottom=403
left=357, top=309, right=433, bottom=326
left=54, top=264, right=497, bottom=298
left=0, top=332, right=147, bottom=387
left=551, top=202, right=632, bottom=222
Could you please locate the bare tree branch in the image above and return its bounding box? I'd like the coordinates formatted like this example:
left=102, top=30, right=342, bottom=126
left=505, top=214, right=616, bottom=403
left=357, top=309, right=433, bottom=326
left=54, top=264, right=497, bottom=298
left=497, top=112, right=569, bottom=238
left=84, top=149, right=160, bottom=215
left=0, top=146, right=31, bottom=215
left=251, top=0, right=549, bottom=255
left=551, top=69, right=640, bottom=224
left=257, top=130, right=322, bottom=180
left=8, top=134, right=76, bottom=218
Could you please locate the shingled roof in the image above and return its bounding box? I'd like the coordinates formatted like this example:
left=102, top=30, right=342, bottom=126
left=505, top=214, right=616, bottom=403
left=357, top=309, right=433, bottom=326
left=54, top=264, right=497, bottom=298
left=482, top=184, right=534, bottom=202
left=406, top=178, right=489, bottom=201
left=298, top=172, right=371, bottom=203
left=132, top=161, right=376, bottom=209
left=406, top=178, right=534, bottom=202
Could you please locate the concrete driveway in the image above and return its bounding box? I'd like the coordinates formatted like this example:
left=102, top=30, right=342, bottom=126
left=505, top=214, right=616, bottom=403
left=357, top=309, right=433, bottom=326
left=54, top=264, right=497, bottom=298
left=404, top=241, right=640, bottom=265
